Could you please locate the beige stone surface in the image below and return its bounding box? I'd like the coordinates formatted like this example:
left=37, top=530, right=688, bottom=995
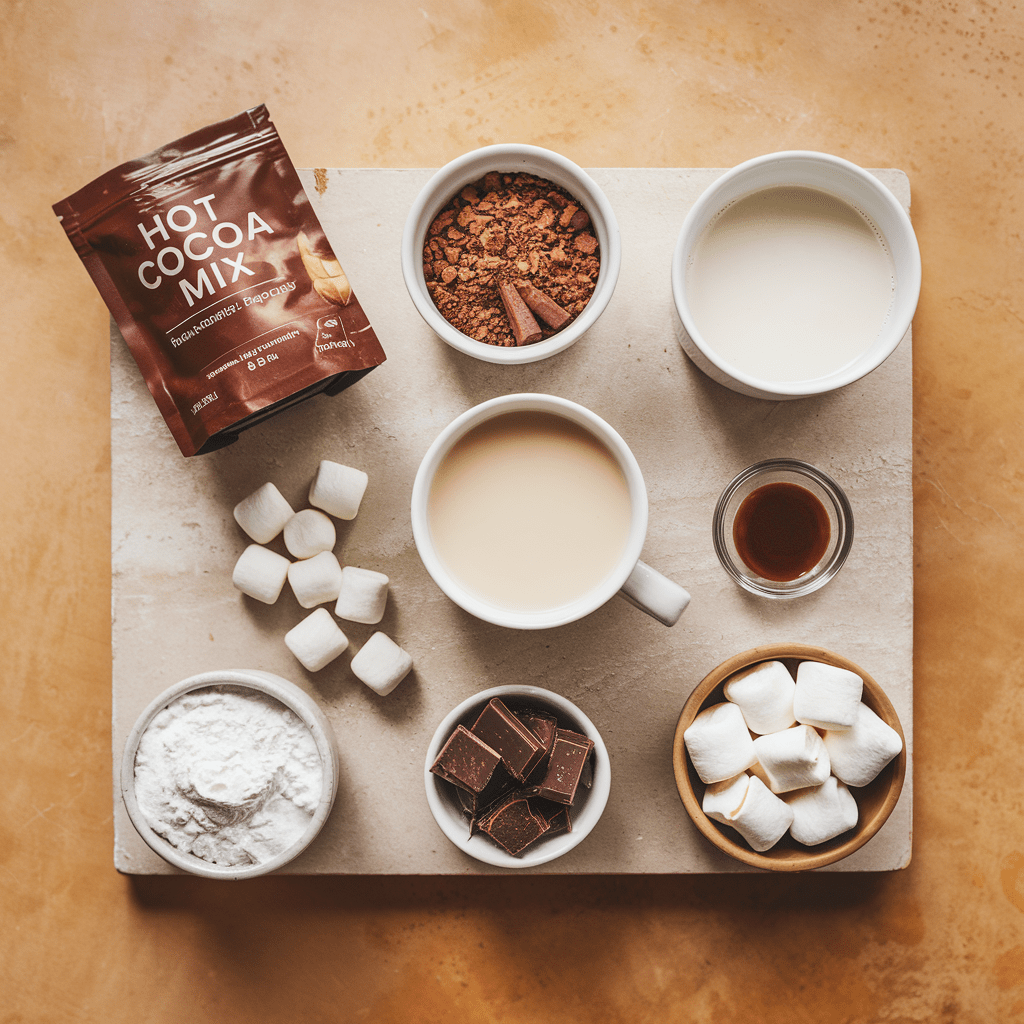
left=3, top=0, right=1023, bottom=1020
left=111, top=167, right=913, bottom=875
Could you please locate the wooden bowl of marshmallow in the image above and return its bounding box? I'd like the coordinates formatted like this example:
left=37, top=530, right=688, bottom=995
left=673, top=644, right=906, bottom=871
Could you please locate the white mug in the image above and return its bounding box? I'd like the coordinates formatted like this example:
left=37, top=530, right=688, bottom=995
left=410, top=393, right=690, bottom=629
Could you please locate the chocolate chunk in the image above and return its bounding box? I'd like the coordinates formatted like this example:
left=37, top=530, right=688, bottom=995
left=529, top=796, right=572, bottom=837
left=579, top=750, right=594, bottom=790
left=534, top=728, right=595, bottom=805
left=569, top=208, right=590, bottom=231
left=471, top=698, right=545, bottom=781
left=478, top=794, right=551, bottom=855
left=517, top=709, right=558, bottom=782
left=429, top=724, right=501, bottom=794
left=455, top=762, right=519, bottom=833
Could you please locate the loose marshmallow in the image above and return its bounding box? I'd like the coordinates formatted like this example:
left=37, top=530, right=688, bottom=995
left=823, top=703, right=903, bottom=787
left=350, top=632, right=412, bottom=696
left=785, top=775, right=859, bottom=846
left=752, top=725, right=831, bottom=794
left=283, top=508, right=336, bottom=559
left=308, top=460, right=368, bottom=521
left=287, top=550, right=343, bottom=609
left=683, top=702, right=757, bottom=785
left=794, top=661, right=863, bottom=731
left=232, top=544, right=290, bottom=604
left=727, top=775, right=795, bottom=852
left=335, top=566, right=389, bottom=624
left=723, top=661, right=796, bottom=735
left=284, top=608, right=349, bottom=672
left=702, top=773, right=751, bottom=824
left=233, top=482, right=294, bottom=544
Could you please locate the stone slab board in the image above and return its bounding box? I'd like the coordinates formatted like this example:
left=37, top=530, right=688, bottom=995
left=112, top=168, right=913, bottom=874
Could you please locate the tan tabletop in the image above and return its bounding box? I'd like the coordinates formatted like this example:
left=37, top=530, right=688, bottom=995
left=3, top=0, right=1021, bottom=1019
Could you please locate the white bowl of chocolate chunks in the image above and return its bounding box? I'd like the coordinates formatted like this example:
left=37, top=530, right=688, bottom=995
left=424, top=685, right=611, bottom=868
left=402, top=143, right=620, bottom=364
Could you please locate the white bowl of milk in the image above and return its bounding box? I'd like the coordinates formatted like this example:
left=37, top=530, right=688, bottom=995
left=671, top=151, right=921, bottom=400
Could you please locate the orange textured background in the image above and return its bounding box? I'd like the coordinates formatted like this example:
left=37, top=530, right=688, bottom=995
left=2, top=1, right=1023, bottom=1020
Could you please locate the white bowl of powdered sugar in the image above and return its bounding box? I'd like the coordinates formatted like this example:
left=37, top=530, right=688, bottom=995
left=121, top=669, right=339, bottom=879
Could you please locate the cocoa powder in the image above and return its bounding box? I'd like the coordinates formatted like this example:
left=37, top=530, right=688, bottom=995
left=422, top=171, right=601, bottom=347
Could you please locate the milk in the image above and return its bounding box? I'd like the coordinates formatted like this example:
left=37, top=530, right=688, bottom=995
left=686, top=186, right=896, bottom=383
left=427, top=411, right=632, bottom=612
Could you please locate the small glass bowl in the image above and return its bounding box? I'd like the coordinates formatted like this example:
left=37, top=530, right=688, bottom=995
left=713, top=459, right=854, bottom=599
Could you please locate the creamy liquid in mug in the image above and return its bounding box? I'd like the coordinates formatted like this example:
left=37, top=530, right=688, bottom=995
left=427, top=411, right=633, bottom=613
left=686, top=186, right=896, bottom=382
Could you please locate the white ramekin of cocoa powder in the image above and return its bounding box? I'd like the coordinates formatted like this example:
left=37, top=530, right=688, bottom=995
left=402, top=144, right=620, bottom=364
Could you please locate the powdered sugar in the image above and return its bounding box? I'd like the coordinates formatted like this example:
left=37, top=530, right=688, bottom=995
left=133, top=685, right=323, bottom=867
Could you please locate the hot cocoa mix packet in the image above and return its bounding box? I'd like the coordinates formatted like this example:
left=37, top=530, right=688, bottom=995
left=53, top=105, right=386, bottom=457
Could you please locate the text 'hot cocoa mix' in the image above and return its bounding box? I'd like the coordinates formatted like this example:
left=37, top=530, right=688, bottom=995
left=422, top=171, right=601, bottom=347
left=54, top=105, right=386, bottom=457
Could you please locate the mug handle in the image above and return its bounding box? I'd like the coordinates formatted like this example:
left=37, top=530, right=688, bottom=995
left=619, top=560, right=691, bottom=626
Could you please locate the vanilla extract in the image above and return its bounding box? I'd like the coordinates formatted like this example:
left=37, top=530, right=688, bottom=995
left=733, top=482, right=831, bottom=583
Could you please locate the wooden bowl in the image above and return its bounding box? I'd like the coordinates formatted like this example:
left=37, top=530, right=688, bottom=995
left=672, top=643, right=906, bottom=871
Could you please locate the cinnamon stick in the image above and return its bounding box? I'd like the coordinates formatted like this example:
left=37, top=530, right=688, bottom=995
left=498, top=280, right=543, bottom=345
left=516, top=282, right=573, bottom=330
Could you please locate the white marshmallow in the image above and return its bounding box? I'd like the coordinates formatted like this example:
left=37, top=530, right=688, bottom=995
left=283, top=508, right=337, bottom=559
left=728, top=775, right=795, bottom=852
left=287, top=550, right=343, bottom=609
left=233, top=483, right=294, bottom=544
left=702, top=773, right=751, bottom=824
left=335, top=566, right=390, bottom=624
left=794, top=661, right=863, bottom=731
left=823, top=703, right=903, bottom=787
left=752, top=725, right=831, bottom=794
left=350, top=632, right=412, bottom=696
left=723, top=661, right=796, bottom=735
left=747, top=758, right=773, bottom=790
left=683, top=702, right=757, bottom=785
left=232, top=544, right=290, bottom=604
left=284, top=608, right=349, bottom=672
left=308, top=460, right=368, bottom=520
left=785, top=776, right=859, bottom=846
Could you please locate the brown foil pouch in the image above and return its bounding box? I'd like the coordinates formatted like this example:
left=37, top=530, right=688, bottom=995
left=53, top=104, right=386, bottom=457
